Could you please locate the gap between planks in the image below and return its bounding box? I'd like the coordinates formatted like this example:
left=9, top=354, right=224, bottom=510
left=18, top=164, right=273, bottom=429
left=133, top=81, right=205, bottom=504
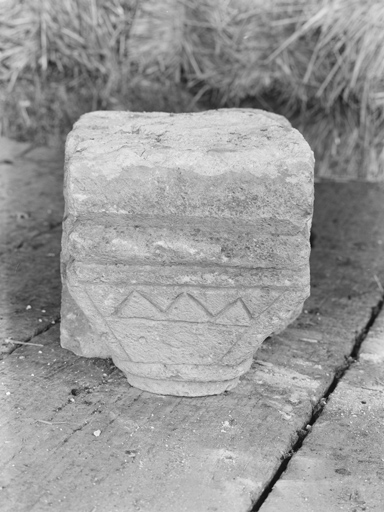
left=3, top=316, right=61, bottom=356
left=251, top=293, right=384, bottom=512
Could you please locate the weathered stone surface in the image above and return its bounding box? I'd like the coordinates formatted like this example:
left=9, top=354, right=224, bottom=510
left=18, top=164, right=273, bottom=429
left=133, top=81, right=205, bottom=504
left=61, top=109, right=314, bottom=396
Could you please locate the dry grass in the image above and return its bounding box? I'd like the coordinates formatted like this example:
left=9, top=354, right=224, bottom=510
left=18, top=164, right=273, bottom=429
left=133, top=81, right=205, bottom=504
left=0, top=0, right=193, bottom=145
left=0, top=0, right=136, bottom=144
left=179, top=0, right=384, bottom=180
left=1, top=0, right=383, bottom=179
left=1, top=0, right=138, bottom=88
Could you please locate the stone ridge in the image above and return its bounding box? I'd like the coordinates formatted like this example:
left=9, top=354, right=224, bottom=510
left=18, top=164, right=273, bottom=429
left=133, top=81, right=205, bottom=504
left=70, top=261, right=310, bottom=289
left=66, top=217, right=310, bottom=269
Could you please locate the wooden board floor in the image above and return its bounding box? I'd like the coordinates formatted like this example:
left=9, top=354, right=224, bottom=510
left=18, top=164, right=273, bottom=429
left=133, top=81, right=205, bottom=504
left=1, top=138, right=384, bottom=512
left=260, top=309, right=384, bottom=512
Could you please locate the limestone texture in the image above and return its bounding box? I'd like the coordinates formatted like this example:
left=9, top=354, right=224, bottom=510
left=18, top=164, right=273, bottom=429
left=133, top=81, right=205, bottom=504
left=61, top=109, right=314, bottom=396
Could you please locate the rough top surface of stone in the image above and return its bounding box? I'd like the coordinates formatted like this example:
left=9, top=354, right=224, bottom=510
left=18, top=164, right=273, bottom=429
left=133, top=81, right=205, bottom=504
left=67, top=109, right=312, bottom=176
left=65, top=109, right=314, bottom=225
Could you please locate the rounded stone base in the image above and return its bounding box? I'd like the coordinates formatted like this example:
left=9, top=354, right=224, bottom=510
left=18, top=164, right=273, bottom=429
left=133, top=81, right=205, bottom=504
left=124, top=372, right=240, bottom=397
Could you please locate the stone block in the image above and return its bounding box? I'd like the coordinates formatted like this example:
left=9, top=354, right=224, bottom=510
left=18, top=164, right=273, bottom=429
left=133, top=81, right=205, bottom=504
left=61, top=109, right=314, bottom=396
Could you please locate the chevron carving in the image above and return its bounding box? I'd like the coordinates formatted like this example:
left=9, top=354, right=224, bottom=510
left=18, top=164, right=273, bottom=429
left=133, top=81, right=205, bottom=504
left=115, top=290, right=252, bottom=327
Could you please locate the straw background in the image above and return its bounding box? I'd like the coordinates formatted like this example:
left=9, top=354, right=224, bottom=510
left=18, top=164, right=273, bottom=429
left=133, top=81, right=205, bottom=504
left=1, top=0, right=383, bottom=180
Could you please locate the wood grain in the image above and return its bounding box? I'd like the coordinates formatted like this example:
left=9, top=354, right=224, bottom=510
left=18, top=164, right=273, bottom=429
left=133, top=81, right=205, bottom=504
left=1, top=141, right=383, bottom=511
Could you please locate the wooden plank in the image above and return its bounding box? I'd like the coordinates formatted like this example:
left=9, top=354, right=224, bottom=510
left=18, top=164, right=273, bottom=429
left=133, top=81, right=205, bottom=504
left=256, top=182, right=384, bottom=381
left=0, top=325, right=320, bottom=512
left=0, top=139, right=64, bottom=350
left=0, top=142, right=384, bottom=511
left=259, top=308, right=384, bottom=512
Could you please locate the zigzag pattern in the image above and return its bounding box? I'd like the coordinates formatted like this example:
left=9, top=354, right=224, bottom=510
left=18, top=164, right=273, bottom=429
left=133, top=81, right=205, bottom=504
left=114, top=290, right=253, bottom=327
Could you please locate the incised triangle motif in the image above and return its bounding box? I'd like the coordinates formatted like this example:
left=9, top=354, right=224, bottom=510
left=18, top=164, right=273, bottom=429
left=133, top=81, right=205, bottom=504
left=115, top=290, right=253, bottom=327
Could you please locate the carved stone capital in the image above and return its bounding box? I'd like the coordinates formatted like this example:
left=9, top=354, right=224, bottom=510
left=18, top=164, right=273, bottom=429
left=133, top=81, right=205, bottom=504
left=61, top=109, right=314, bottom=396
